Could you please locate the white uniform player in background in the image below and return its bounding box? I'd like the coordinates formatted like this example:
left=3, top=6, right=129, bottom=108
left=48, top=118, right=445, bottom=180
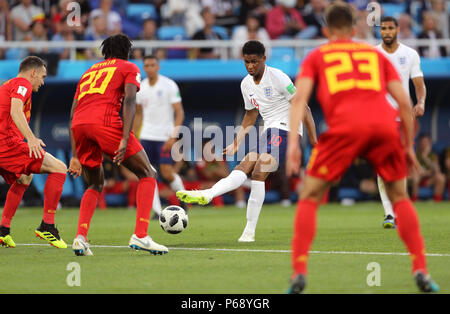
left=133, top=55, right=186, bottom=217
left=377, top=16, right=427, bottom=228
left=176, top=41, right=317, bottom=242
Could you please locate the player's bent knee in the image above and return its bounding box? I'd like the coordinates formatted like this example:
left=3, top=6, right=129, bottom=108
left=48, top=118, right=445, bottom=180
left=17, top=174, right=33, bottom=185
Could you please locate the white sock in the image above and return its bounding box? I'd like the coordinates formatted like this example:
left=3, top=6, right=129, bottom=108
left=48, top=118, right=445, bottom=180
left=152, top=184, right=162, bottom=216
left=243, top=180, right=265, bottom=234
left=207, top=170, right=248, bottom=198
left=377, top=176, right=395, bottom=218
left=169, top=173, right=185, bottom=192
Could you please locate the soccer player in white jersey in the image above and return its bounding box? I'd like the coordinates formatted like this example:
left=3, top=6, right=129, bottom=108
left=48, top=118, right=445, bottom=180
left=176, top=41, right=317, bottom=242
left=133, top=55, right=186, bottom=217
left=377, top=16, right=427, bottom=229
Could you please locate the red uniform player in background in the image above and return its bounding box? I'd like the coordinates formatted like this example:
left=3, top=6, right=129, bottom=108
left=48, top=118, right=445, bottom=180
left=286, top=3, right=439, bottom=293
left=0, top=56, right=68, bottom=249
left=68, top=34, right=168, bottom=256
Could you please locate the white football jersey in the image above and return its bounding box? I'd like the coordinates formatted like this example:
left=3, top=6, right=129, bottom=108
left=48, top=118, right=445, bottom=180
left=136, top=75, right=182, bottom=141
left=240, top=66, right=303, bottom=135
left=376, top=43, right=423, bottom=109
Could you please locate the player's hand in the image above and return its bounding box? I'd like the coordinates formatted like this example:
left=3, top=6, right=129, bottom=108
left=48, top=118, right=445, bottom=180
left=162, top=137, right=176, bottom=152
left=68, top=157, right=82, bottom=178
left=413, top=103, right=425, bottom=117
left=223, top=141, right=238, bottom=156
left=27, top=136, right=46, bottom=159
left=286, top=141, right=302, bottom=177
left=405, top=147, right=422, bottom=177
left=113, top=138, right=128, bottom=166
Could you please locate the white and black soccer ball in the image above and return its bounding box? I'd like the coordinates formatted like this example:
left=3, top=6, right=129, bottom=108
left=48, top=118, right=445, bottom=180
left=159, top=205, right=188, bottom=234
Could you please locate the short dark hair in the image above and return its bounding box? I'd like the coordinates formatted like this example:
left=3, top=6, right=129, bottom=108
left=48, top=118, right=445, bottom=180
left=19, top=56, right=47, bottom=73
left=143, top=55, right=159, bottom=62
left=325, top=3, right=356, bottom=30
left=381, top=16, right=399, bottom=27
left=101, top=34, right=133, bottom=60
left=242, top=40, right=265, bottom=57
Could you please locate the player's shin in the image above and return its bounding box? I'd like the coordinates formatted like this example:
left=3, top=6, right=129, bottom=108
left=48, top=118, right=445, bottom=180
left=393, top=199, right=427, bottom=274
left=208, top=170, right=247, bottom=198
left=43, top=173, right=66, bottom=224
left=135, top=177, right=156, bottom=238
left=377, top=176, right=395, bottom=218
left=0, top=182, right=29, bottom=228
left=243, top=180, right=265, bottom=234
left=292, top=199, right=318, bottom=276
left=77, top=189, right=100, bottom=238
left=169, top=173, right=185, bottom=192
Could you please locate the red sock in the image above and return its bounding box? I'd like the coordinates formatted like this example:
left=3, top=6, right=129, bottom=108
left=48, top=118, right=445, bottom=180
left=291, top=199, right=319, bottom=276
left=0, top=183, right=29, bottom=228
left=411, top=195, right=418, bottom=202
left=43, top=173, right=66, bottom=224
left=393, top=199, right=427, bottom=274
left=98, top=190, right=107, bottom=210
left=135, top=177, right=156, bottom=238
left=433, top=194, right=442, bottom=202
left=127, top=180, right=138, bottom=208
left=77, top=189, right=100, bottom=238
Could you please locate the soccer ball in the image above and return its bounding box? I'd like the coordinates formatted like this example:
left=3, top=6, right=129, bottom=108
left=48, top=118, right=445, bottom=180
left=159, top=205, right=188, bottom=234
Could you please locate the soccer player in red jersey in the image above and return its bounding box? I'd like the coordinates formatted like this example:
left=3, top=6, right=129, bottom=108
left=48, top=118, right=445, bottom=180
left=68, top=34, right=168, bottom=256
left=0, top=56, right=68, bottom=249
left=286, top=3, right=438, bottom=293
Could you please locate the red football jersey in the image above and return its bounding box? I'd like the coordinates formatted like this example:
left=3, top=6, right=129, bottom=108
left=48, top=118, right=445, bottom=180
left=297, top=39, right=401, bottom=129
left=0, top=77, right=33, bottom=151
left=72, top=58, right=141, bottom=127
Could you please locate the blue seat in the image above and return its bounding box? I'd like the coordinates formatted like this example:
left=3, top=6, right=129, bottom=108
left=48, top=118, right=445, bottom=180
left=157, top=26, right=187, bottom=40
left=105, top=194, right=127, bottom=207
left=382, top=3, right=405, bottom=18
left=5, top=48, right=26, bottom=60
left=337, top=188, right=363, bottom=201
left=127, top=3, right=157, bottom=23
left=212, top=26, right=229, bottom=39
left=418, top=187, right=433, bottom=200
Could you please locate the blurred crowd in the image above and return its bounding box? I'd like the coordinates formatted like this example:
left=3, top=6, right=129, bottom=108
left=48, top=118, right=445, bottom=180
left=0, top=0, right=449, bottom=60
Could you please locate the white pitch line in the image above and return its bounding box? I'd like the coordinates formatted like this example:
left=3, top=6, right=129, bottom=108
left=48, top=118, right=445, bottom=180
left=14, top=243, right=450, bottom=257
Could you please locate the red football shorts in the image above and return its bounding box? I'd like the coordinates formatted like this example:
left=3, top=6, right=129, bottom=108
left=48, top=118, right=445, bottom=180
left=306, top=126, right=407, bottom=183
left=72, top=124, right=143, bottom=169
left=0, top=141, right=45, bottom=185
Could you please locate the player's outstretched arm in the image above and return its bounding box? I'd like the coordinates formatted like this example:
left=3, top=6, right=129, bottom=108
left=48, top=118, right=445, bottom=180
left=286, top=77, right=313, bottom=177
left=10, top=97, right=46, bottom=159
left=223, top=108, right=259, bottom=156
left=114, top=83, right=137, bottom=165
left=68, top=98, right=82, bottom=178
left=412, top=76, right=426, bottom=117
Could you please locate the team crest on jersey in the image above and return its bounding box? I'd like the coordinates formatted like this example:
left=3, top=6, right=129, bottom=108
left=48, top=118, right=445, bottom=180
left=399, top=56, right=406, bottom=65
left=264, top=87, right=272, bottom=98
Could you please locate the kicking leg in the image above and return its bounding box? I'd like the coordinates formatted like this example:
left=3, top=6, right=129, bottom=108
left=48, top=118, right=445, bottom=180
left=176, top=152, right=257, bottom=205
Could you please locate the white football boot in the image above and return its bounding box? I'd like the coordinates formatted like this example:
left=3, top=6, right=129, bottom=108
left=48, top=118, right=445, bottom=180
left=72, top=235, right=93, bottom=256
left=129, top=234, right=168, bottom=255
left=238, top=230, right=255, bottom=242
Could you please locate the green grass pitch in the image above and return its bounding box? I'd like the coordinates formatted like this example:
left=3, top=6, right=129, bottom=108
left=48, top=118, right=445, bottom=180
left=0, top=202, right=449, bottom=294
